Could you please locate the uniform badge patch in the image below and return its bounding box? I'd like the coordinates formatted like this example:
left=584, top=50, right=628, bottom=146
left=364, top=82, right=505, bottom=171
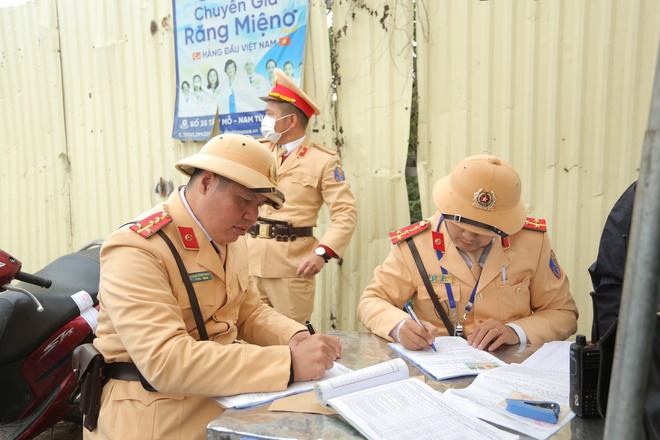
left=549, top=250, right=562, bottom=278
left=178, top=226, right=199, bottom=249
left=189, top=271, right=212, bottom=283
left=432, top=231, right=445, bottom=252
left=524, top=217, right=547, bottom=232
left=130, top=211, right=172, bottom=238
left=334, top=166, right=346, bottom=182
left=389, top=220, right=430, bottom=244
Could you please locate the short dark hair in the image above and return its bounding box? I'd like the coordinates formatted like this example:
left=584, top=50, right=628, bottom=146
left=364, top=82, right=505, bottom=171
left=276, top=101, right=308, bottom=127
left=188, top=169, right=232, bottom=190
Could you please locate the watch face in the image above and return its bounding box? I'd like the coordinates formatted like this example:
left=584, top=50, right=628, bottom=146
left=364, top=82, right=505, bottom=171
left=315, top=247, right=328, bottom=262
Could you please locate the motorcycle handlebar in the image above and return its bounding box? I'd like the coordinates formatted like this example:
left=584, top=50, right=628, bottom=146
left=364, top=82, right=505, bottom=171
left=15, top=271, right=52, bottom=288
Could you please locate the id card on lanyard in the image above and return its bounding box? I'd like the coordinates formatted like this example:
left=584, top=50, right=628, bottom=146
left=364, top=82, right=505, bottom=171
left=435, top=216, right=482, bottom=337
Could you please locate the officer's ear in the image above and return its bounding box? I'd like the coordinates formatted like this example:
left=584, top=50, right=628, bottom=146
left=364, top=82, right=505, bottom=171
left=198, top=170, right=215, bottom=193
left=286, top=113, right=298, bottom=130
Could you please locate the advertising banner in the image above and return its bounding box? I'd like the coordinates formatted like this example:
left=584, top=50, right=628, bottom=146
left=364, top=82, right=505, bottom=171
left=172, top=0, right=309, bottom=141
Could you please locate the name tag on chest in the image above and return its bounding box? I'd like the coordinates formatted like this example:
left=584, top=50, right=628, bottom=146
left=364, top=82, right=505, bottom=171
left=428, top=273, right=452, bottom=283
left=189, top=271, right=213, bottom=283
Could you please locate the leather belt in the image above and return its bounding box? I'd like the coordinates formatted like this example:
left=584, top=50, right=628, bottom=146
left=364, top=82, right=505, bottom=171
left=248, top=222, right=313, bottom=242
left=105, top=362, right=141, bottom=381
left=105, top=362, right=157, bottom=391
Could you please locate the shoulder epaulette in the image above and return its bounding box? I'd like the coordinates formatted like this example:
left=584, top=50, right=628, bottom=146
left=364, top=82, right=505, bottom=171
left=389, top=219, right=431, bottom=244
left=311, top=142, right=337, bottom=156
left=523, top=217, right=547, bottom=232
left=129, top=211, right=172, bottom=238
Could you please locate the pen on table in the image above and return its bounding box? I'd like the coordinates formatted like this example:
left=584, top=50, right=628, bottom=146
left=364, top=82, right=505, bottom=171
left=403, top=302, right=437, bottom=352
left=305, top=320, right=316, bottom=335
left=501, top=265, right=507, bottom=282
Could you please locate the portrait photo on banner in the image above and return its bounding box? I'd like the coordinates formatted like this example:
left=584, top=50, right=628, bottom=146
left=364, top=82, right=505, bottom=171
left=171, top=0, right=309, bottom=141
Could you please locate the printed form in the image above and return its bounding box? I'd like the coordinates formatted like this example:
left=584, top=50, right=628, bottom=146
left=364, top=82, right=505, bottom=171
left=388, top=336, right=508, bottom=380
left=444, top=364, right=574, bottom=439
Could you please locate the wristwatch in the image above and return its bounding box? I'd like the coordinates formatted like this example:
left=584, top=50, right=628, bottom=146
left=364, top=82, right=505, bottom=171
left=314, top=246, right=330, bottom=263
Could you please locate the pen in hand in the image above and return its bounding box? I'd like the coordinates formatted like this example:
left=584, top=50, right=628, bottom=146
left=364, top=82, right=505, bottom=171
left=305, top=320, right=316, bottom=335
left=403, top=301, right=437, bottom=352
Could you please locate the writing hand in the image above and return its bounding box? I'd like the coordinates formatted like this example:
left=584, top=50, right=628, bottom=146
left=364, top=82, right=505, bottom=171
left=399, top=318, right=438, bottom=351
left=288, top=330, right=311, bottom=349
left=291, top=334, right=342, bottom=382
left=467, top=318, right=517, bottom=351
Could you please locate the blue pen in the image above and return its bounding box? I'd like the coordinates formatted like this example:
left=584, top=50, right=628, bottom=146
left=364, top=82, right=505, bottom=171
left=404, top=301, right=437, bottom=352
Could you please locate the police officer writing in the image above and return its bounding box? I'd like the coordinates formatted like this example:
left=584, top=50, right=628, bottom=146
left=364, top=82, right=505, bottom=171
left=246, top=68, right=357, bottom=324
left=86, top=134, right=341, bottom=439
left=358, top=155, right=578, bottom=351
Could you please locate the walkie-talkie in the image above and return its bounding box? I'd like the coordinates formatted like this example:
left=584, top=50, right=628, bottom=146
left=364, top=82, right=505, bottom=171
left=569, top=334, right=600, bottom=417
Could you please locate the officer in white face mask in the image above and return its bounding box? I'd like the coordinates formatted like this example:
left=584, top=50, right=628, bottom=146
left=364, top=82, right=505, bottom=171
left=247, top=68, right=358, bottom=325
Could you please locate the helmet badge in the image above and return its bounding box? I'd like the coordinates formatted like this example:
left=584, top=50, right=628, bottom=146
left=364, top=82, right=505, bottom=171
left=269, top=164, right=279, bottom=186
left=473, top=189, right=497, bottom=211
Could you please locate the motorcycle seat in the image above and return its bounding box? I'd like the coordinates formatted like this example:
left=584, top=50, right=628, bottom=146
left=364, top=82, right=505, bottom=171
left=0, top=246, right=100, bottom=364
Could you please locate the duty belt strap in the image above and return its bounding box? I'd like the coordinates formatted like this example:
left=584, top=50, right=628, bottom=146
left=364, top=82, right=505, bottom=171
left=406, top=238, right=455, bottom=337
left=105, top=362, right=141, bottom=381
left=156, top=230, right=209, bottom=341
left=248, top=223, right=314, bottom=240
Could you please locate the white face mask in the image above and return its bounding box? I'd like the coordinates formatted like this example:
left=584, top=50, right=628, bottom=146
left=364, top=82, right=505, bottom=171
left=260, top=114, right=292, bottom=144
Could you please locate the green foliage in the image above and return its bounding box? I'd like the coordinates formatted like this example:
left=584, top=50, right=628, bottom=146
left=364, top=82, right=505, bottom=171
left=407, top=13, right=421, bottom=223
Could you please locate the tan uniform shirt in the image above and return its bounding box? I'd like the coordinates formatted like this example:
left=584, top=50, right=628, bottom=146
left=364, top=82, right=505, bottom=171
left=247, top=138, right=357, bottom=277
left=87, top=189, right=304, bottom=440
left=358, top=213, right=578, bottom=345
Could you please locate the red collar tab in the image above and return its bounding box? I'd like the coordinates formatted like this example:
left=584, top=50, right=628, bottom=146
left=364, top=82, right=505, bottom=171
left=501, top=236, right=511, bottom=249
left=269, top=83, right=315, bottom=118
left=432, top=231, right=445, bottom=253
left=130, top=211, right=172, bottom=238
left=524, top=217, right=547, bottom=232
left=178, top=226, right=200, bottom=249
left=389, top=220, right=431, bottom=245
left=298, top=145, right=309, bottom=157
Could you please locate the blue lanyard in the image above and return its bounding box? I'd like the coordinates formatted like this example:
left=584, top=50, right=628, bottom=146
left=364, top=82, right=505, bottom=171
left=435, top=216, right=481, bottom=326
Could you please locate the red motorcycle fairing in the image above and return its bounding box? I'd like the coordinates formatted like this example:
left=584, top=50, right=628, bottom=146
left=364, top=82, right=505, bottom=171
left=0, top=244, right=100, bottom=440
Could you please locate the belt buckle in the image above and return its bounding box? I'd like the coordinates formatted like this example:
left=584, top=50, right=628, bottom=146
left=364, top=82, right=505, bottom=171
left=258, top=223, right=271, bottom=238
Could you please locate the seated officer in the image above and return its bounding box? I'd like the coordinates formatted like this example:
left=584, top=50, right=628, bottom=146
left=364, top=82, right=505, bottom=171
left=358, top=155, right=578, bottom=351
left=88, top=134, right=341, bottom=439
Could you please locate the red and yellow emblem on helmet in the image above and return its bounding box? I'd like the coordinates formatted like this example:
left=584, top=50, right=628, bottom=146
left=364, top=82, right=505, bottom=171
left=473, top=188, right=497, bottom=211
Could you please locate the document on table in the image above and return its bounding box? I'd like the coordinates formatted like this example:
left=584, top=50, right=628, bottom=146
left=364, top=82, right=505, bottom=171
left=213, top=362, right=352, bottom=409
left=520, top=340, right=572, bottom=373
left=388, top=336, right=508, bottom=380
left=315, top=359, right=519, bottom=440
left=444, top=364, right=574, bottom=440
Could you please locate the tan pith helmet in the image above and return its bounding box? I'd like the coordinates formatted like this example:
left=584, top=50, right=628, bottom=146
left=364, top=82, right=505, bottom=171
left=433, top=155, right=526, bottom=237
left=175, top=133, right=285, bottom=209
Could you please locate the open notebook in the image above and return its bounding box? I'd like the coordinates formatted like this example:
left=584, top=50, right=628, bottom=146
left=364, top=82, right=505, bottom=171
left=314, top=358, right=518, bottom=440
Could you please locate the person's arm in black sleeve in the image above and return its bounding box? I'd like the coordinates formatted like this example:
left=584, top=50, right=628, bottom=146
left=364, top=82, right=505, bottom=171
left=588, top=181, right=637, bottom=336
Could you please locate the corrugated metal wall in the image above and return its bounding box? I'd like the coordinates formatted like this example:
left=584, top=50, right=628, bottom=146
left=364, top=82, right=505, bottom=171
left=328, top=0, right=414, bottom=332
left=0, top=0, right=70, bottom=261
left=1, top=0, right=658, bottom=338
left=415, top=0, right=660, bottom=337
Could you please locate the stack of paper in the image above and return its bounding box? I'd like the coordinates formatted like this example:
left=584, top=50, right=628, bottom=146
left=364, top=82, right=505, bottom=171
left=444, top=364, right=574, bottom=439
left=213, top=362, right=352, bottom=409
left=314, top=359, right=519, bottom=440
left=388, top=336, right=508, bottom=380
